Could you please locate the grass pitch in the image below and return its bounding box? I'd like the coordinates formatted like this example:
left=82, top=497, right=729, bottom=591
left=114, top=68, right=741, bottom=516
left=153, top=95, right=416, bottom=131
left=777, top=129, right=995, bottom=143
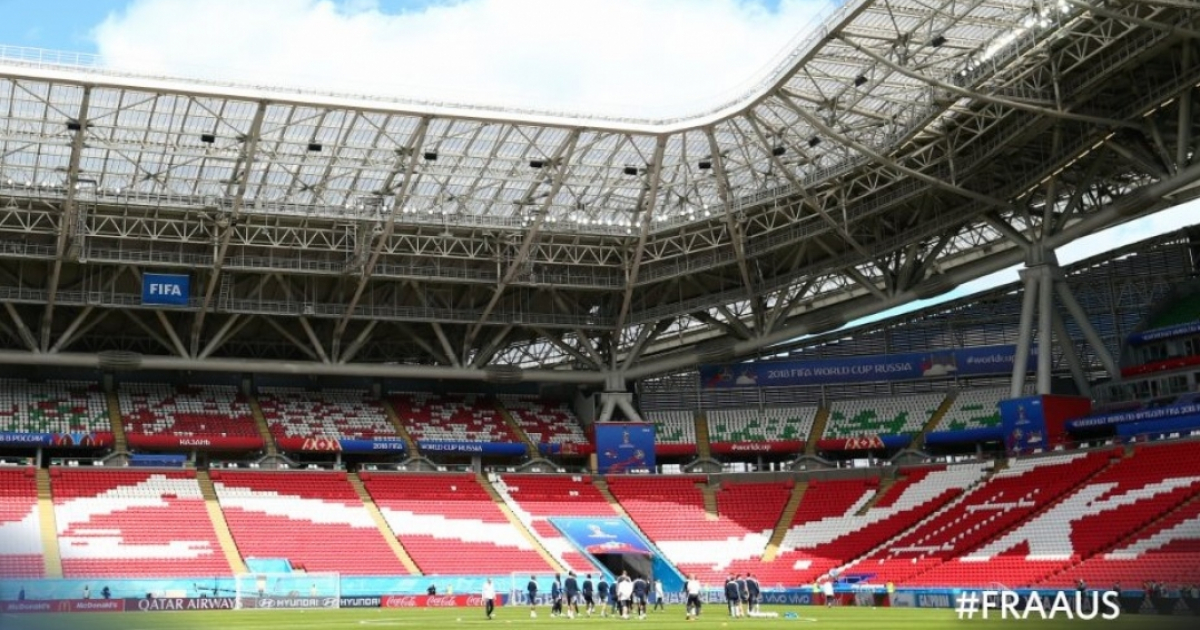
left=1, top=605, right=1193, bottom=630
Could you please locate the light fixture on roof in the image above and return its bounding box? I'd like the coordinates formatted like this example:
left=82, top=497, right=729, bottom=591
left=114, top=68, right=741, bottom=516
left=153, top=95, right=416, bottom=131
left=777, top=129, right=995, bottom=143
left=772, top=146, right=786, bottom=157
left=307, top=142, right=322, bottom=152
left=698, top=160, right=712, bottom=170
left=530, top=159, right=545, bottom=169
left=66, top=120, right=82, bottom=131
left=854, top=74, right=868, bottom=87
left=423, top=151, right=438, bottom=161
left=623, top=166, right=639, bottom=176
left=808, top=137, right=821, bottom=148
left=200, top=133, right=216, bottom=144
left=931, top=34, right=947, bottom=48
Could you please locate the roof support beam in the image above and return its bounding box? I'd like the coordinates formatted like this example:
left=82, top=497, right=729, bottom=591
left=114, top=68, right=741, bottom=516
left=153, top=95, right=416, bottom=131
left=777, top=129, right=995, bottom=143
left=261, top=317, right=320, bottom=362
left=122, top=310, right=181, bottom=357
left=467, top=130, right=581, bottom=346
left=614, top=136, right=668, bottom=333
left=838, top=35, right=1139, bottom=130
left=332, top=117, right=431, bottom=360
left=299, top=317, right=330, bottom=364
left=394, top=322, right=452, bottom=366
left=190, top=101, right=267, bottom=356
left=691, top=310, right=750, bottom=340
left=4, top=303, right=38, bottom=352
left=620, top=319, right=671, bottom=371
left=1063, top=0, right=1200, bottom=39
left=155, top=311, right=190, bottom=359
left=535, top=328, right=602, bottom=370
left=51, top=309, right=110, bottom=354
left=774, top=91, right=1017, bottom=215
left=470, top=324, right=513, bottom=368
left=199, top=314, right=251, bottom=360
left=714, top=305, right=753, bottom=339
left=40, top=85, right=91, bottom=352
left=704, top=127, right=759, bottom=319
left=338, top=319, right=379, bottom=364
left=431, top=322, right=461, bottom=368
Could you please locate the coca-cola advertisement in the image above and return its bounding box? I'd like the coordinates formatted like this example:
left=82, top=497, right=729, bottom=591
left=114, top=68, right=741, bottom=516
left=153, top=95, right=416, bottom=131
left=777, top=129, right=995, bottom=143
left=382, top=594, right=504, bottom=608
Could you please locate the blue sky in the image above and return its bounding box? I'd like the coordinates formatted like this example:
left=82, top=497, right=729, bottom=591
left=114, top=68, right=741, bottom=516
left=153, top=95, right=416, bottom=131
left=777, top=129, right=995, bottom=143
left=0, top=0, right=1195, bottom=331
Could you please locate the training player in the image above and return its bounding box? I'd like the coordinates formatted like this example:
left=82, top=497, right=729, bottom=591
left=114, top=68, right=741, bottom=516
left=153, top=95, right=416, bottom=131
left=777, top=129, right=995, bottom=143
left=526, top=575, right=539, bottom=618
left=582, top=573, right=595, bottom=616
left=616, top=572, right=634, bottom=619
left=564, top=571, right=580, bottom=619
left=551, top=574, right=563, bottom=617
left=632, top=574, right=649, bottom=619
left=482, top=578, right=496, bottom=620
left=653, top=578, right=664, bottom=611
left=724, top=575, right=741, bottom=617
left=746, top=573, right=761, bottom=614
left=685, top=574, right=702, bottom=620
left=596, top=575, right=610, bottom=617
left=736, top=573, right=749, bottom=616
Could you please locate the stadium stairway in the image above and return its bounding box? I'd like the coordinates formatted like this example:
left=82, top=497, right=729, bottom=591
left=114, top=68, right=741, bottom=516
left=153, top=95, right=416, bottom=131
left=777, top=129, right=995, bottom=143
left=805, top=408, right=830, bottom=456
left=35, top=469, right=62, bottom=578
left=347, top=472, right=421, bottom=575
left=380, top=398, right=419, bottom=456
left=762, top=480, right=808, bottom=562
left=246, top=395, right=278, bottom=456
left=476, top=473, right=566, bottom=574
left=495, top=401, right=538, bottom=456
left=912, top=392, right=957, bottom=450
left=195, top=470, right=248, bottom=575
left=104, top=390, right=128, bottom=452
left=592, top=477, right=633, bottom=520
left=700, top=481, right=719, bottom=521
left=694, top=412, right=712, bottom=460
left=855, top=474, right=899, bottom=516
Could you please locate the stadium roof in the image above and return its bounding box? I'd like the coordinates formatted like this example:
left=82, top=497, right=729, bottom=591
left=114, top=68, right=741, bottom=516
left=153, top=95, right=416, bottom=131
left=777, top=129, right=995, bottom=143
left=1, top=0, right=1199, bottom=383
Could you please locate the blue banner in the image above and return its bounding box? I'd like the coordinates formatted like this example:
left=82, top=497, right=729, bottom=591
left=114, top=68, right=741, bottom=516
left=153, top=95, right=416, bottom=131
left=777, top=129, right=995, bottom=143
left=924, top=426, right=1005, bottom=446
left=0, top=431, right=111, bottom=448
left=1069, top=403, right=1200, bottom=430
left=416, top=441, right=526, bottom=456
left=1000, top=396, right=1046, bottom=453
left=1116, top=415, right=1200, bottom=440
left=339, top=439, right=406, bottom=453
left=596, top=423, right=655, bottom=474
left=1127, top=321, right=1200, bottom=345
left=142, top=273, right=190, bottom=306
left=701, top=344, right=1036, bottom=388
left=550, top=517, right=654, bottom=555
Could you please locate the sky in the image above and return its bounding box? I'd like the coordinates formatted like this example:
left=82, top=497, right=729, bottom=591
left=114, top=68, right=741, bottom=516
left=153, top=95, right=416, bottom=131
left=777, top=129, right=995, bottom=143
left=0, top=0, right=1196, bottom=329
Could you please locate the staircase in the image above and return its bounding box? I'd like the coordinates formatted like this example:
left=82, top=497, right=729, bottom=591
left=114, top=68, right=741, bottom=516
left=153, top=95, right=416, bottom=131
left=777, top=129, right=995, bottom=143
left=805, top=407, right=830, bottom=455
left=476, top=473, right=566, bottom=573
left=855, top=476, right=900, bottom=516
left=104, top=391, right=127, bottom=452
left=348, top=473, right=422, bottom=575
left=593, top=477, right=632, bottom=519
left=246, top=395, right=277, bottom=456
left=380, top=398, right=419, bottom=456
left=194, top=470, right=247, bottom=575
left=35, top=469, right=62, bottom=578
left=496, top=401, right=538, bottom=455
left=699, top=481, right=719, bottom=521
left=694, top=412, right=712, bottom=459
left=762, top=480, right=808, bottom=562
left=912, top=392, right=958, bottom=449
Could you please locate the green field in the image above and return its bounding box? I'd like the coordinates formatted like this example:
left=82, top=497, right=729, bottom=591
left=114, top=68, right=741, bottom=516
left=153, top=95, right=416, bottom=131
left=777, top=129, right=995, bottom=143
left=1, top=605, right=1195, bottom=630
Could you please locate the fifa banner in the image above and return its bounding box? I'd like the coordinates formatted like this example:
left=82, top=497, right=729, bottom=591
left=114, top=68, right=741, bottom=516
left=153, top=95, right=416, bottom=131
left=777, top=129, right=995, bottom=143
left=550, top=517, right=654, bottom=555
left=596, top=423, right=655, bottom=474
left=537, top=442, right=595, bottom=456
left=275, top=437, right=408, bottom=454
left=700, top=344, right=1036, bottom=388
left=142, top=273, right=190, bottom=307
left=1001, top=395, right=1091, bottom=454
left=0, top=431, right=113, bottom=448
left=1068, top=402, right=1200, bottom=431
left=1127, top=320, right=1200, bottom=345
left=710, top=440, right=803, bottom=455
left=127, top=434, right=264, bottom=451
left=415, top=441, right=527, bottom=456
left=1117, top=414, right=1200, bottom=440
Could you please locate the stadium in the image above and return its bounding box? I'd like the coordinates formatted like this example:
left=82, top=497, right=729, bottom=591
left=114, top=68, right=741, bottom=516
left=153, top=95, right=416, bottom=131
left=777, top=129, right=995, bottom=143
left=1, top=0, right=1199, bottom=628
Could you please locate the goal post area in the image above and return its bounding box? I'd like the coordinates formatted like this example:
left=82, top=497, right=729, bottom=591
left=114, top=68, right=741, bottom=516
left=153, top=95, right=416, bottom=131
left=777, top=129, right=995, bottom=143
left=233, top=572, right=341, bottom=610
left=509, top=572, right=562, bottom=607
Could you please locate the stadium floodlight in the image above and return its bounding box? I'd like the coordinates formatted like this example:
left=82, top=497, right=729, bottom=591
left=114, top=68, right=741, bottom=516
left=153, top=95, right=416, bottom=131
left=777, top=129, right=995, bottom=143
left=530, top=159, right=545, bottom=168
left=931, top=34, right=947, bottom=48
left=423, top=151, right=438, bottom=161
left=771, top=146, right=786, bottom=157
left=808, top=137, right=821, bottom=147
left=307, top=142, right=322, bottom=152
left=200, top=133, right=216, bottom=143
left=698, top=160, right=712, bottom=170
left=65, top=120, right=82, bottom=131
left=854, top=74, right=868, bottom=87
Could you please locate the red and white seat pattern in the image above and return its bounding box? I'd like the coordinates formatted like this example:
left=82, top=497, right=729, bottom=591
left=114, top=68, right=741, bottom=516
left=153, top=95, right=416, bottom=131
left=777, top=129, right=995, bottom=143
left=0, top=467, right=43, bottom=578
left=500, top=397, right=590, bottom=452
left=494, top=474, right=615, bottom=575
left=607, top=476, right=788, bottom=584
left=362, top=472, right=554, bottom=574
left=773, top=463, right=989, bottom=583
left=212, top=471, right=406, bottom=575
left=0, top=379, right=108, bottom=434
left=847, top=450, right=1115, bottom=586
left=53, top=468, right=229, bottom=577
left=947, top=441, right=1200, bottom=587
left=119, top=383, right=257, bottom=443
left=258, top=388, right=396, bottom=441
left=391, top=393, right=520, bottom=443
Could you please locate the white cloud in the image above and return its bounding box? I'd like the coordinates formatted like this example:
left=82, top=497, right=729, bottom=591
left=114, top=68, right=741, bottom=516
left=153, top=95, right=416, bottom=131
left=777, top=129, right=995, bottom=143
left=92, top=0, right=833, bottom=117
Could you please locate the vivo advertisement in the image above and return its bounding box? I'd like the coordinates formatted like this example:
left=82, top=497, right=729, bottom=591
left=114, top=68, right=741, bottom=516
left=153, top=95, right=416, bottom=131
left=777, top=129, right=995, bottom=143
left=596, top=422, right=655, bottom=474
left=550, top=517, right=654, bottom=555
left=141, top=273, right=191, bottom=307
left=700, top=344, right=1036, bottom=388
